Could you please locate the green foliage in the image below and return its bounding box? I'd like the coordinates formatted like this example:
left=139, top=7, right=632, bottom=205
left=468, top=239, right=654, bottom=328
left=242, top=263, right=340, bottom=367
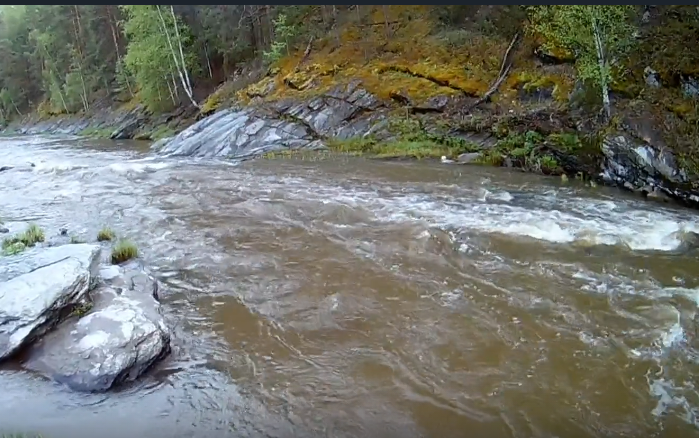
left=2, top=223, right=45, bottom=255
left=70, top=300, right=93, bottom=317
left=264, top=13, right=299, bottom=64
left=472, top=129, right=573, bottom=174
left=526, top=6, right=637, bottom=114
left=120, top=5, right=198, bottom=112
left=2, top=241, right=25, bottom=256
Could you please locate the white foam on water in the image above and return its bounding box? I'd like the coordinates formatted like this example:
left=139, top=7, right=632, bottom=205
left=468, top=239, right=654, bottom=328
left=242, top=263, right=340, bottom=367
left=372, top=194, right=698, bottom=252
left=32, top=161, right=89, bottom=173
left=262, top=174, right=699, bottom=252
left=108, top=161, right=171, bottom=174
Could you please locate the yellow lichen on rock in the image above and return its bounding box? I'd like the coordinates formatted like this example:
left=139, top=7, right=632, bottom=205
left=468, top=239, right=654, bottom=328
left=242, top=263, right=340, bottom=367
left=236, top=6, right=515, bottom=103
left=506, top=70, right=574, bottom=102
left=233, top=5, right=576, bottom=111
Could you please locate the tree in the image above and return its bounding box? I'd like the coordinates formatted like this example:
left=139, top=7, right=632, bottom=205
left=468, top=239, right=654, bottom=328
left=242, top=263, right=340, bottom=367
left=120, top=5, right=198, bottom=112
left=155, top=5, right=198, bottom=109
left=527, top=6, right=637, bottom=121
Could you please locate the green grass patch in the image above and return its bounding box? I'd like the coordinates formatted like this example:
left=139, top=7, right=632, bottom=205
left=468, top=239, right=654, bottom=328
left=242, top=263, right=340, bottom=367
left=70, top=301, right=94, bottom=318
left=261, top=150, right=335, bottom=160
left=151, top=125, right=176, bottom=140
left=97, top=227, right=116, bottom=242
left=111, top=239, right=138, bottom=264
left=325, top=115, right=483, bottom=160
left=2, top=224, right=45, bottom=255
left=79, top=126, right=113, bottom=138
left=326, top=137, right=474, bottom=159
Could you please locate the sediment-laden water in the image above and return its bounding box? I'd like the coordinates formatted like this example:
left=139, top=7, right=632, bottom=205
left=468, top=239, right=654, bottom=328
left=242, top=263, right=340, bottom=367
left=1, top=134, right=699, bottom=438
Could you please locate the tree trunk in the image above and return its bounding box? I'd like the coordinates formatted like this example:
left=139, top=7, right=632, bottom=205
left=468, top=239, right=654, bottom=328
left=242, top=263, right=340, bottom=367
left=107, top=8, right=122, bottom=57
left=79, top=70, right=89, bottom=112
left=155, top=5, right=199, bottom=109
left=320, top=6, right=327, bottom=27
left=170, top=71, right=179, bottom=98
left=55, top=78, right=69, bottom=114
left=204, top=43, right=213, bottom=79
left=169, top=6, right=196, bottom=98
left=591, top=13, right=611, bottom=121
left=165, top=76, right=176, bottom=105
left=10, top=96, right=22, bottom=117
left=39, top=50, right=70, bottom=114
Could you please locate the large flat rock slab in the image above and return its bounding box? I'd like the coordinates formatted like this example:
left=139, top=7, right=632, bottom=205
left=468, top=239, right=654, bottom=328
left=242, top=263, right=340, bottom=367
left=0, top=244, right=101, bottom=360
left=25, top=261, right=171, bottom=392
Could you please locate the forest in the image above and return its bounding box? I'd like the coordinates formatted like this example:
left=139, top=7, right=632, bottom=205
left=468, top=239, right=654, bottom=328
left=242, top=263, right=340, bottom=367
left=0, top=5, right=697, bottom=130
left=0, top=5, right=367, bottom=120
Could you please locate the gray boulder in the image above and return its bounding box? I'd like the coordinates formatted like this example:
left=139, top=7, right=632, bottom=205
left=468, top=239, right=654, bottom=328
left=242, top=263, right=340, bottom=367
left=24, top=260, right=171, bottom=392
left=0, top=244, right=101, bottom=360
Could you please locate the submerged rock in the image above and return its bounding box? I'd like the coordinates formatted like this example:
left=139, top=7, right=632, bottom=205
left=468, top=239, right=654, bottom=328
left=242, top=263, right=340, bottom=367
left=25, top=260, right=170, bottom=392
left=0, top=244, right=101, bottom=360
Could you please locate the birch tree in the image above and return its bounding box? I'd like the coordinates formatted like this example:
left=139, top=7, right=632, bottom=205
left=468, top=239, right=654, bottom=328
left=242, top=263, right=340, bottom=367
left=527, top=5, right=637, bottom=121
left=155, top=5, right=198, bottom=109
left=120, top=5, right=198, bottom=111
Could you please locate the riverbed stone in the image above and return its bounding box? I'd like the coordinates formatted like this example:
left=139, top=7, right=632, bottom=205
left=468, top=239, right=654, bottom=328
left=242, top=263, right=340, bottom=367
left=24, top=260, right=170, bottom=392
left=0, top=244, right=102, bottom=360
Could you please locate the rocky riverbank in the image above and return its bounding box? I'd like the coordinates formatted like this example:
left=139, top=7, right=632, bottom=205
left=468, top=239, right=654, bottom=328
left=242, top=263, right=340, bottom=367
left=0, top=226, right=170, bottom=392
left=4, top=5, right=699, bottom=210
left=5, top=76, right=699, bottom=211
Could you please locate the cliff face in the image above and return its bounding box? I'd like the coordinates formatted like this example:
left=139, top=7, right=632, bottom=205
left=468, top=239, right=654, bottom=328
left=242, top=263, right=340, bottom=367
left=7, top=6, right=699, bottom=209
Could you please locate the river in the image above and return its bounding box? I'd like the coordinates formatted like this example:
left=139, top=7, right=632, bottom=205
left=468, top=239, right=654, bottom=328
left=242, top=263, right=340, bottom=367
left=1, top=134, right=699, bottom=438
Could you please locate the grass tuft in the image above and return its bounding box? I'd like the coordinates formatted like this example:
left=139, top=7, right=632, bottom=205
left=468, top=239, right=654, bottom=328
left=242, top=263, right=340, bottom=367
left=110, top=239, right=138, bottom=265
left=97, top=227, right=116, bottom=242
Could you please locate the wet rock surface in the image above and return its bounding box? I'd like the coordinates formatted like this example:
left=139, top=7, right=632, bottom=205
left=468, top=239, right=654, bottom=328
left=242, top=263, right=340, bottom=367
left=5, top=102, right=196, bottom=142
left=601, top=132, right=699, bottom=207
left=24, top=260, right=170, bottom=392
left=0, top=241, right=170, bottom=392
left=0, top=244, right=101, bottom=360
left=154, top=81, right=388, bottom=159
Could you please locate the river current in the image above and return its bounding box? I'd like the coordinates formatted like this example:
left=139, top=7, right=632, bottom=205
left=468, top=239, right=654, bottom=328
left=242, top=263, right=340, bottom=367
left=1, top=135, right=699, bottom=438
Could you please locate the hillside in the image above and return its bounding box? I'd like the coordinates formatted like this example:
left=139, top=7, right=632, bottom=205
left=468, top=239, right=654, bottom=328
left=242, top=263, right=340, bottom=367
left=3, top=6, right=699, bottom=206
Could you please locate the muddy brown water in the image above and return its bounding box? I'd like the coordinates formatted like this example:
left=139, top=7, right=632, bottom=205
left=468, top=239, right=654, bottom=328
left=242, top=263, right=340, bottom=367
left=1, top=135, right=699, bottom=438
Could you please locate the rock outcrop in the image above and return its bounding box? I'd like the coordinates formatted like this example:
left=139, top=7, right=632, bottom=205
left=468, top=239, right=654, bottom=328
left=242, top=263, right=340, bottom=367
left=25, top=260, right=170, bottom=392
left=601, top=133, right=699, bottom=207
left=0, top=243, right=171, bottom=392
left=5, top=102, right=197, bottom=142
left=0, top=244, right=101, bottom=360
left=154, top=80, right=388, bottom=159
